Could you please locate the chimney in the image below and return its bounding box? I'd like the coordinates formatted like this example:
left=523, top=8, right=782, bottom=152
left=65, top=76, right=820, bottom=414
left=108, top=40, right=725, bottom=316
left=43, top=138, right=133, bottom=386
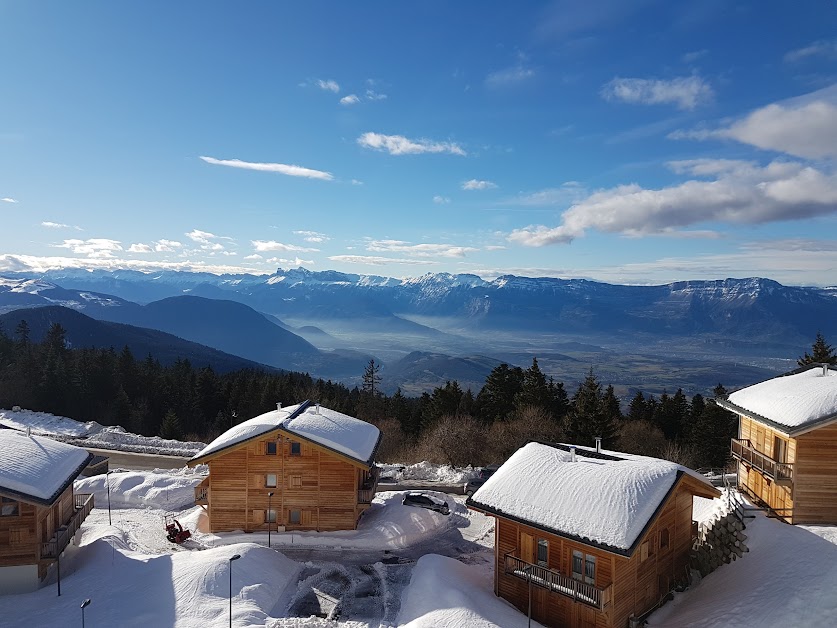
left=595, top=436, right=602, bottom=453
left=315, top=403, right=321, bottom=414
left=824, top=364, right=829, bottom=377
left=276, top=402, right=282, bottom=411
left=26, top=426, right=31, bottom=437
left=569, top=446, right=576, bottom=462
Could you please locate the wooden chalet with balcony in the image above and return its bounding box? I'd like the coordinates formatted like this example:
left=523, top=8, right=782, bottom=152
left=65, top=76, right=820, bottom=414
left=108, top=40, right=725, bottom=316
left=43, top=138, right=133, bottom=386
left=0, top=430, right=93, bottom=595
left=467, top=442, right=719, bottom=628
left=717, top=363, right=837, bottom=524
left=188, top=400, right=381, bottom=533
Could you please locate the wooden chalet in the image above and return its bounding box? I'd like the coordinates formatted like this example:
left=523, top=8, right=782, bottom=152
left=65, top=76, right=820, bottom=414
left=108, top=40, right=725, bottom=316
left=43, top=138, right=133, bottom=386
left=718, top=363, right=837, bottom=524
left=188, top=400, right=381, bottom=533
left=467, top=442, right=719, bottom=628
left=0, top=430, right=93, bottom=595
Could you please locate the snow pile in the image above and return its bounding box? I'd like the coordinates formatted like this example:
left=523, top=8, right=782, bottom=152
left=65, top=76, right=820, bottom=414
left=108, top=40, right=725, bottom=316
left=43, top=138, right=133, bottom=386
left=471, top=442, right=694, bottom=551
left=0, top=430, right=90, bottom=502
left=380, top=461, right=478, bottom=484
left=282, top=404, right=380, bottom=464
left=75, top=468, right=206, bottom=511
left=649, top=514, right=837, bottom=627
left=0, top=407, right=204, bottom=456
left=196, top=491, right=459, bottom=550
left=3, top=527, right=301, bottom=628
left=727, top=365, right=837, bottom=429
left=398, top=554, right=540, bottom=627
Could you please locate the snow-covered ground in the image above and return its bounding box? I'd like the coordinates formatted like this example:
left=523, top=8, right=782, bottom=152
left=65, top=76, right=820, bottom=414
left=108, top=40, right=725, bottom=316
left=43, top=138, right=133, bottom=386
left=378, top=461, right=478, bottom=484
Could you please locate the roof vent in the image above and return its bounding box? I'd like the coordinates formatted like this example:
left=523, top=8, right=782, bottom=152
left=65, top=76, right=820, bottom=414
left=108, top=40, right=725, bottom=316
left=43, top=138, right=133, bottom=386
left=824, top=364, right=829, bottom=377
left=26, top=426, right=31, bottom=437
left=595, top=436, right=602, bottom=453
left=569, top=446, right=576, bottom=462
left=276, top=402, right=282, bottom=411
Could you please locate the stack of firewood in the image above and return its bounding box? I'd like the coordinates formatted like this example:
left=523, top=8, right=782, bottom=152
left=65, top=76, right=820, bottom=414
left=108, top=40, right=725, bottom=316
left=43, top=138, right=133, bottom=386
left=691, top=492, right=749, bottom=577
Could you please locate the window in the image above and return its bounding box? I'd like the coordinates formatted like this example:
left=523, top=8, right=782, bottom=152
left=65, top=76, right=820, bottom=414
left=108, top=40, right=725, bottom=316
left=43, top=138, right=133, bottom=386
left=572, top=550, right=596, bottom=584
left=265, top=474, right=277, bottom=488
left=289, top=509, right=301, bottom=525
left=266, top=441, right=277, bottom=455
left=660, top=528, right=670, bottom=550
left=537, top=539, right=548, bottom=567
left=572, top=550, right=583, bottom=580
left=290, top=441, right=301, bottom=456
left=266, top=509, right=277, bottom=523
left=584, top=555, right=596, bottom=585
left=1, top=497, right=18, bottom=517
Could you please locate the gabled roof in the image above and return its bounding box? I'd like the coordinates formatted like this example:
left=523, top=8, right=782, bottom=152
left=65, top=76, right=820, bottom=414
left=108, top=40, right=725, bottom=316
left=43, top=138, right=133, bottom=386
left=717, top=364, right=837, bottom=436
left=467, top=442, right=717, bottom=556
left=0, top=430, right=93, bottom=506
left=189, top=400, right=381, bottom=468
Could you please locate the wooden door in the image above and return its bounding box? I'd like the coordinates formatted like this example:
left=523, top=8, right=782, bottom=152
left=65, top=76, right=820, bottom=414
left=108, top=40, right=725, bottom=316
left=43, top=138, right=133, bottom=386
left=521, top=532, right=535, bottom=563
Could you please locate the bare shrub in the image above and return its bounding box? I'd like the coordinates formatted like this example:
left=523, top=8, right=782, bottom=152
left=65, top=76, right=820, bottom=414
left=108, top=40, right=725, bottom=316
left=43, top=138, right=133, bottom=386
left=415, top=414, right=488, bottom=467
left=371, top=417, right=415, bottom=463
left=660, top=440, right=697, bottom=468
left=616, top=420, right=668, bottom=458
left=487, top=406, right=565, bottom=463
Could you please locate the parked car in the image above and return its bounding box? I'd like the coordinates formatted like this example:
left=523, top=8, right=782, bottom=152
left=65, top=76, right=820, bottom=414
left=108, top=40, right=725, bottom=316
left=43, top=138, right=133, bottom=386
left=464, top=464, right=500, bottom=497
left=402, top=492, right=450, bottom=515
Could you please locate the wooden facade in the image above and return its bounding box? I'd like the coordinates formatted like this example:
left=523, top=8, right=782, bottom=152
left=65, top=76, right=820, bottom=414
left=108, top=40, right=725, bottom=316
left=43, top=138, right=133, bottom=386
left=729, top=413, right=837, bottom=524
left=472, top=472, right=718, bottom=628
left=191, top=428, right=379, bottom=533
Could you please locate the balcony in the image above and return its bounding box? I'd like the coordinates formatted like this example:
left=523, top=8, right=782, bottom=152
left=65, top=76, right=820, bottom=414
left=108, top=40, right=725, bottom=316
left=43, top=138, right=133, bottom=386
left=195, top=477, right=209, bottom=506
left=731, top=438, right=794, bottom=485
left=358, top=466, right=381, bottom=504
left=504, top=554, right=613, bottom=611
left=40, top=493, right=94, bottom=560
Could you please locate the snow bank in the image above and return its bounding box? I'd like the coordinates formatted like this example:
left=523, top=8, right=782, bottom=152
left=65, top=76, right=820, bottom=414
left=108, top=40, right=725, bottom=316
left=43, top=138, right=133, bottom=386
left=398, top=554, right=540, bottom=627
left=727, top=365, right=837, bottom=429
left=649, top=513, right=837, bottom=627
left=0, top=407, right=96, bottom=437
left=75, top=468, right=206, bottom=511
left=380, top=461, right=478, bottom=484
left=81, top=425, right=205, bottom=456
left=2, top=526, right=300, bottom=628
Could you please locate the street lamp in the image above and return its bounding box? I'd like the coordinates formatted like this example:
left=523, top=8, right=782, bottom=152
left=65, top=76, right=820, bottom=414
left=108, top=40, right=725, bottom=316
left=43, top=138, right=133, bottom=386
left=81, top=598, right=91, bottom=628
left=267, top=492, right=274, bottom=548
left=229, top=553, right=241, bottom=628
left=106, top=470, right=114, bottom=526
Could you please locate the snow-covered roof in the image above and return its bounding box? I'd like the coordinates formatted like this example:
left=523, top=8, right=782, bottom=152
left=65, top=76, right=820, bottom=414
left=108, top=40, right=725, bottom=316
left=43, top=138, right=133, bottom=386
left=469, top=442, right=715, bottom=554
left=0, top=430, right=92, bottom=505
left=189, top=401, right=380, bottom=466
left=722, top=365, right=837, bottom=434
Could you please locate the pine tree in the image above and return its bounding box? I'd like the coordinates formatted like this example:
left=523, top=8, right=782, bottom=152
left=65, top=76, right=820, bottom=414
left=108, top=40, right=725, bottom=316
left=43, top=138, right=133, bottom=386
left=361, top=359, right=382, bottom=396
left=567, top=369, right=619, bottom=447
left=159, top=409, right=183, bottom=440
left=476, top=363, right=524, bottom=423
left=689, top=401, right=736, bottom=468
left=514, top=358, right=552, bottom=413
left=798, top=332, right=837, bottom=366
left=627, top=391, right=649, bottom=422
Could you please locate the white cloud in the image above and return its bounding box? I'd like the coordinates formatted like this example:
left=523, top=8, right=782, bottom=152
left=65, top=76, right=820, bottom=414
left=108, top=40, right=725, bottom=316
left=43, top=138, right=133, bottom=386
left=316, top=79, right=340, bottom=93
left=266, top=256, right=313, bottom=266
left=484, top=245, right=507, bottom=251
left=340, top=94, right=360, bottom=106
left=511, top=183, right=587, bottom=207
left=486, top=66, right=535, bottom=87
left=351, top=179, right=364, bottom=186
left=670, top=90, right=837, bottom=159
left=328, top=255, right=438, bottom=266
left=293, top=230, right=330, bottom=243
left=462, top=179, right=498, bottom=191
left=508, top=159, right=837, bottom=246
left=433, top=196, right=451, bottom=204
left=41, top=221, right=71, bottom=229
left=365, top=89, right=387, bottom=101
left=601, top=76, right=713, bottom=110
left=155, top=239, right=182, bottom=252
left=367, top=239, right=477, bottom=258
left=54, top=238, right=123, bottom=257
left=243, top=254, right=263, bottom=260
left=185, top=229, right=232, bottom=251
left=252, top=240, right=319, bottom=253
left=199, top=156, right=334, bottom=181
left=682, top=49, right=709, bottom=64
left=1, top=197, right=18, bottom=203
left=785, top=39, right=837, bottom=63
left=0, top=254, right=262, bottom=276
left=357, top=132, right=466, bottom=156
left=128, top=243, right=153, bottom=253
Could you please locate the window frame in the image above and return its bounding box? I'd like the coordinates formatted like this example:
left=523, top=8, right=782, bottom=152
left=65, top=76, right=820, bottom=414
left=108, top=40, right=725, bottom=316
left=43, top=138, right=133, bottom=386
left=265, top=441, right=277, bottom=456
left=266, top=509, right=277, bottom=523
left=265, top=473, right=278, bottom=488
left=290, top=441, right=302, bottom=456
left=660, top=527, right=670, bottom=550
left=1, top=497, right=19, bottom=517
left=289, top=509, right=301, bottom=525
left=536, top=538, right=549, bottom=567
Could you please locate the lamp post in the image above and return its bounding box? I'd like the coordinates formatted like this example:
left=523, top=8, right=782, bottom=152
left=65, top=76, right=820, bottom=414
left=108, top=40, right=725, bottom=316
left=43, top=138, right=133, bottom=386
left=267, top=492, right=274, bottom=548
left=81, top=598, right=91, bottom=628
left=229, top=553, right=241, bottom=628
left=106, top=470, right=114, bottom=526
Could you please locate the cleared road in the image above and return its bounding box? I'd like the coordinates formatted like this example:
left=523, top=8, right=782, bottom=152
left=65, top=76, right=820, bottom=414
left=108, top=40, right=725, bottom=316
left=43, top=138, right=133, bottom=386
left=85, top=447, right=192, bottom=471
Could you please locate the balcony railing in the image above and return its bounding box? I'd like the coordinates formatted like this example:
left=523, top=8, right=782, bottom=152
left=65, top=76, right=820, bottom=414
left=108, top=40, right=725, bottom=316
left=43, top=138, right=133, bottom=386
left=40, top=493, right=94, bottom=560
left=731, top=438, right=794, bottom=485
left=504, top=554, right=612, bottom=611
left=358, top=466, right=381, bottom=504
left=195, top=477, right=210, bottom=505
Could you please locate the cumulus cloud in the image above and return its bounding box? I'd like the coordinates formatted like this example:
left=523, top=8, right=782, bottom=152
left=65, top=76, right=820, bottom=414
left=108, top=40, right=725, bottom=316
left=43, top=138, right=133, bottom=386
left=601, top=76, right=713, bottom=110
left=185, top=229, right=232, bottom=251
left=54, top=238, right=123, bottom=258
left=508, top=159, right=837, bottom=246
left=365, top=89, right=387, bottom=101
left=266, top=256, right=313, bottom=266
left=785, top=39, right=837, bottom=63
left=155, top=239, right=182, bottom=252
left=293, top=230, right=330, bottom=243
left=357, top=132, right=466, bottom=156
left=316, top=79, right=340, bottom=93
left=367, top=239, right=477, bottom=258
left=252, top=240, right=319, bottom=253
left=340, top=94, right=360, bottom=105
left=672, top=96, right=837, bottom=160
left=0, top=254, right=261, bottom=275
left=433, top=196, right=451, bottom=204
left=462, top=179, right=498, bottom=191
left=1, top=197, right=18, bottom=203
left=199, top=156, right=334, bottom=181
left=243, top=254, right=263, bottom=260
left=128, top=243, right=153, bottom=253
left=328, top=255, right=438, bottom=266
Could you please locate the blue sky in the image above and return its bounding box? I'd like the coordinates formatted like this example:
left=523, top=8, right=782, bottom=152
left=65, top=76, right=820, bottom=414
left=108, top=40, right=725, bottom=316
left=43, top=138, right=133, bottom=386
left=1, top=1, right=836, bottom=285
